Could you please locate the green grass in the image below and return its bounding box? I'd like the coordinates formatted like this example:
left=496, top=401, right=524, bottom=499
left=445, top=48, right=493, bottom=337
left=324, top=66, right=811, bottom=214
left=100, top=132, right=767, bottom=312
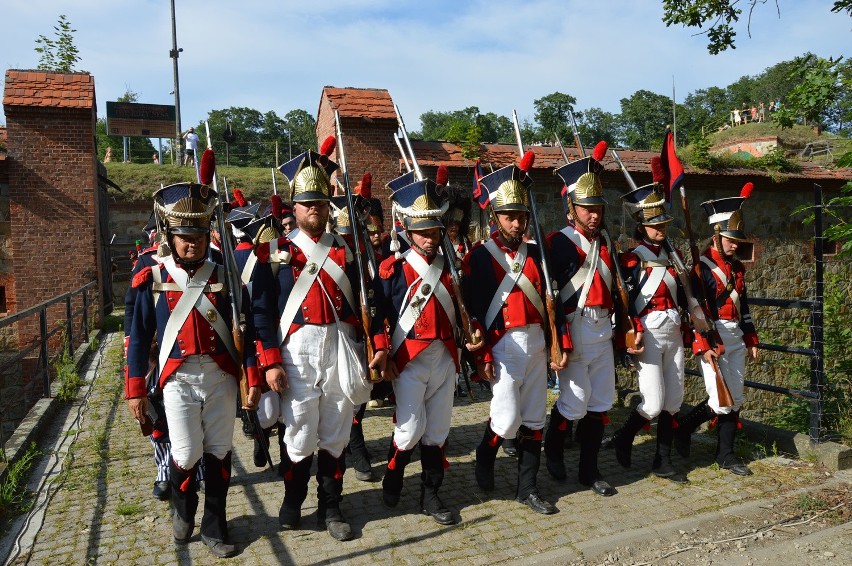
left=0, top=442, right=41, bottom=526
left=708, top=123, right=822, bottom=148
left=104, top=162, right=281, bottom=202
left=115, top=495, right=143, bottom=517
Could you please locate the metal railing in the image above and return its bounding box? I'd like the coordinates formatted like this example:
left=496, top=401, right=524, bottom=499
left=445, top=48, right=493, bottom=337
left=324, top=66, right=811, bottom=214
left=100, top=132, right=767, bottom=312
left=686, top=184, right=826, bottom=444
left=0, top=281, right=98, bottom=447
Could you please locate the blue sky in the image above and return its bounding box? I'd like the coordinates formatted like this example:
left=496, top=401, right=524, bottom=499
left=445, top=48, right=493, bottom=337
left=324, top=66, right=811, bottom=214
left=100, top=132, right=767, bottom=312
left=2, top=1, right=849, bottom=134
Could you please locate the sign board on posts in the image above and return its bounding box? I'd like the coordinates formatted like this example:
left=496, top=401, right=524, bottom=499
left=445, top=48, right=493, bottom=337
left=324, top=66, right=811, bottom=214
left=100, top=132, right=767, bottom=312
left=106, top=102, right=176, bottom=138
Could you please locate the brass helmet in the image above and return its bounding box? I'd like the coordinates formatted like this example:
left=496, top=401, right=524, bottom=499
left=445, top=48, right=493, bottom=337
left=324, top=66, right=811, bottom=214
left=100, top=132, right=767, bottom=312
left=554, top=141, right=608, bottom=212
left=277, top=136, right=338, bottom=203
left=476, top=164, right=531, bottom=214
left=153, top=182, right=217, bottom=235
left=622, top=184, right=673, bottom=226
left=701, top=182, right=754, bottom=242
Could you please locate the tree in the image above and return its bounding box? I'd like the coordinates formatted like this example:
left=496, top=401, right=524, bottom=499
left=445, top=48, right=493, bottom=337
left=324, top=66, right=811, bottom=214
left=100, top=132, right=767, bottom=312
left=282, top=109, right=317, bottom=159
left=777, top=55, right=845, bottom=134
left=34, top=15, right=81, bottom=72
left=97, top=90, right=156, bottom=163
left=679, top=86, right=731, bottom=141
left=618, top=90, right=674, bottom=150
left=533, top=92, right=578, bottom=144
left=661, top=1, right=852, bottom=54
left=576, top=107, right=622, bottom=147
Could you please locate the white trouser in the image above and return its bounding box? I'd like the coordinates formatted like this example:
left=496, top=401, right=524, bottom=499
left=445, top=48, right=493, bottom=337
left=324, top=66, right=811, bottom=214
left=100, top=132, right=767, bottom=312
left=489, top=325, right=548, bottom=438
left=555, top=314, right=615, bottom=420
left=163, top=355, right=238, bottom=468
left=391, top=341, right=456, bottom=450
left=635, top=312, right=684, bottom=419
left=278, top=324, right=355, bottom=462
left=256, top=389, right=281, bottom=430
left=701, top=319, right=746, bottom=414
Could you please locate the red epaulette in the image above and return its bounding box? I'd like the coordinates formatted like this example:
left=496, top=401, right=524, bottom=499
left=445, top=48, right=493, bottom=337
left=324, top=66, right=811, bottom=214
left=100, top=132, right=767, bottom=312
left=131, top=266, right=153, bottom=288
left=620, top=252, right=640, bottom=269
left=379, top=254, right=402, bottom=279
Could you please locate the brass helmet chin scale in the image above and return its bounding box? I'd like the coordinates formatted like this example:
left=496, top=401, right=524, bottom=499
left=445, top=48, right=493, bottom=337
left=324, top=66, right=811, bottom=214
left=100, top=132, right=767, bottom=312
left=388, top=175, right=447, bottom=259
left=153, top=182, right=218, bottom=257
left=554, top=141, right=608, bottom=234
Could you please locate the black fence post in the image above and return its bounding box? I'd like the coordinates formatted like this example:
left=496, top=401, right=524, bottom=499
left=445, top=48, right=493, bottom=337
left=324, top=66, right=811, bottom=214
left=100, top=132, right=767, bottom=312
left=83, top=287, right=90, bottom=342
left=39, top=308, right=50, bottom=397
left=66, top=296, right=74, bottom=356
left=809, top=184, right=825, bottom=444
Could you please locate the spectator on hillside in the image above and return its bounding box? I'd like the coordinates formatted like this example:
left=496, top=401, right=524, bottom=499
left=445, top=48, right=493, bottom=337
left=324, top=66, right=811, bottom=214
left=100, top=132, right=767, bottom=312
left=732, top=108, right=742, bottom=127
left=758, top=102, right=765, bottom=123
left=750, top=105, right=758, bottom=123
left=183, top=127, right=199, bottom=167
left=104, top=146, right=113, bottom=163
left=741, top=103, right=748, bottom=124
left=152, top=153, right=160, bottom=165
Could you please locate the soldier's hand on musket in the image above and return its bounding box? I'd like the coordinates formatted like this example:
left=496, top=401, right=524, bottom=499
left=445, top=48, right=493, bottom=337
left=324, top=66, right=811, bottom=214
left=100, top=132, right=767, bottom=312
left=465, top=328, right=485, bottom=352
left=627, top=331, right=645, bottom=355
left=266, top=364, right=288, bottom=393
left=702, top=348, right=720, bottom=365
left=370, top=349, right=389, bottom=377
left=617, top=349, right=636, bottom=369
left=128, top=397, right=148, bottom=426
left=382, top=357, right=400, bottom=382
left=689, top=306, right=711, bottom=334
left=747, top=345, right=759, bottom=362
left=550, top=351, right=569, bottom=372
left=477, top=362, right=496, bottom=383
left=242, top=385, right=261, bottom=410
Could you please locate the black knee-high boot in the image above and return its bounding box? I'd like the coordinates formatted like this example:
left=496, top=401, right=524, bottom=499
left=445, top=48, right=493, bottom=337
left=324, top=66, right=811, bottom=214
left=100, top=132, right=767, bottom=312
left=279, top=453, right=313, bottom=530
left=254, top=427, right=273, bottom=468
left=316, top=450, right=353, bottom=541
left=382, top=440, right=414, bottom=507
left=276, top=423, right=290, bottom=477
left=475, top=421, right=503, bottom=491
left=169, top=459, right=199, bottom=544
left=543, top=406, right=569, bottom=481
left=576, top=412, right=615, bottom=496
left=652, top=411, right=677, bottom=478
left=420, top=443, right=455, bottom=525
left=516, top=426, right=557, bottom=515
left=347, top=404, right=374, bottom=481
left=609, top=409, right=649, bottom=468
left=673, top=399, right=712, bottom=458
left=716, top=411, right=752, bottom=476
left=199, top=452, right=236, bottom=558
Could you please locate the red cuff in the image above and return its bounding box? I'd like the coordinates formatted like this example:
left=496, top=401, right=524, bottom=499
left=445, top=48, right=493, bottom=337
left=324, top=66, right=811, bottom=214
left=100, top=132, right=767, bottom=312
left=372, top=331, right=390, bottom=352
left=560, top=330, right=573, bottom=353
left=474, top=347, right=494, bottom=365
left=125, top=376, right=147, bottom=399
left=633, top=318, right=645, bottom=333
left=246, top=365, right=263, bottom=388
left=692, top=332, right=712, bottom=356
left=743, top=332, right=759, bottom=348
left=255, top=341, right=283, bottom=368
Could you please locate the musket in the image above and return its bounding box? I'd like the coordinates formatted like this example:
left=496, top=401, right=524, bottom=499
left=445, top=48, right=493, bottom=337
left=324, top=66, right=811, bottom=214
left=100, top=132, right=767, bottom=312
left=202, top=121, right=273, bottom=468
left=271, top=168, right=278, bottom=195
left=554, top=133, right=570, bottom=164
left=334, top=110, right=382, bottom=383
left=394, top=104, right=480, bottom=352
left=394, top=135, right=412, bottom=172
left=511, top=110, right=563, bottom=363
left=222, top=176, right=231, bottom=203
left=566, top=112, right=637, bottom=351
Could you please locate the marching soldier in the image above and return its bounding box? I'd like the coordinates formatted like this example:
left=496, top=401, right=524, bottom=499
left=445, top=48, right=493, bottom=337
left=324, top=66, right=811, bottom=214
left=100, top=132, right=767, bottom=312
left=126, top=182, right=262, bottom=558
left=607, top=181, right=693, bottom=479
left=378, top=174, right=481, bottom=525
left=251, top=138, right=390, bottom=541
left=230, top=200, right=288, bottom=470
left=675, top=183, right=759, bottom=476
left=465, top=157, right=569, bottom=515
left=543, top=142, right=623, bottom=497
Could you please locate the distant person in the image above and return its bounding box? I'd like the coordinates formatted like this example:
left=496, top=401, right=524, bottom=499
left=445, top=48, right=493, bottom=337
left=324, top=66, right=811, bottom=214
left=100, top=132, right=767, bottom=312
left=750, top=105, right=757, bottom=123
left=104, top=146, right=113, bottom=163
left=758, top=102, right=765, bottom=123
left=733, top=109, right=742, bottom=126
left=183, top=127, right=199, bottom=167
left=152, top=153, right=160, bottom=165
left=768, top=100, right=776, bottom=113
left=740, top=103, right=748, bottom=124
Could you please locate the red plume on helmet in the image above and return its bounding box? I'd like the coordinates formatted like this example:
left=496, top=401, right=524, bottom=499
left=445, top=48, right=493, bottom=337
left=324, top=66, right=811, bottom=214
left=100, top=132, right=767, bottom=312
left=318, top=135, right=336, bottom=167
left=358, top=173, right=372, bottom=199
left=519, top=150, right=535, bottom=173
left=199, top=148, right=215, bottom=185
left=435, top=165, right=449, bottom=187
left=592, top=141, right=608, bottom=162
left=270, top=194, right=283, bottom=219
left=740, top=182, right=755, bottom=199
left=232, top=188, right=247, bottom=208
left=650, top=156, right=666, bottom=184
